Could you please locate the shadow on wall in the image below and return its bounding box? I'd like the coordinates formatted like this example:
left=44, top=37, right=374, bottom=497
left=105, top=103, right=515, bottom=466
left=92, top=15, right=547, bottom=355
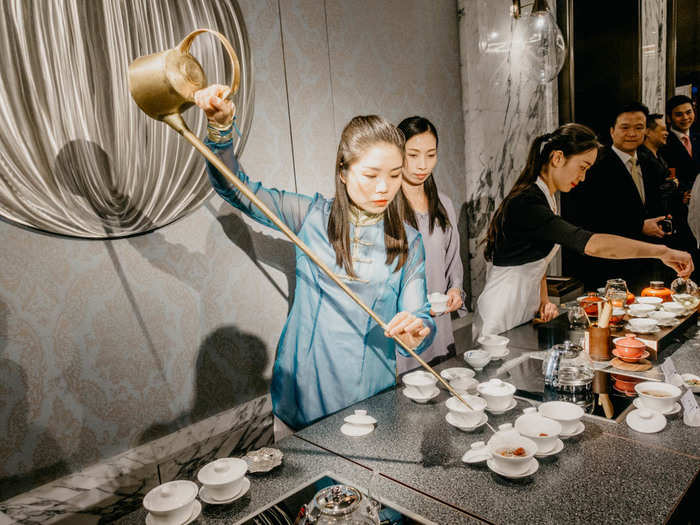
left=0, top=301, right=68, bottom=502
left=138, top=325, right=269, bottom=444
left=212, top=205, right=297, bottom=312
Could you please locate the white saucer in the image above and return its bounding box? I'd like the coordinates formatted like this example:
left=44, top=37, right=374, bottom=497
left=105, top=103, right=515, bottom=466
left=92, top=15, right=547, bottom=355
left=485, top=398, right=517, bottom=414
left=402, top=386, right=439, bottom=403
left=462, top=442, right=492, bottom=464
left=626, top=409, right=667, bottom=433
left=489, top=347, right=510, bottom=360
left=591, top=360, right=612, bottom=370
left=560, top=421, right=585, bottom=438
left=199, top=477, right=250, bottom=505
left=445, top=412, right=488, bottom=431
left=146, top=499, right=202, bottom=524
left=487, top=458, right=539, bottom=479
left=624, top=323, right=660, bottom=334
left=340, top=423, right=374, bottom=437
left=633, top=398, right=682, bottom=415
left=534, top=439, right=564, bottom=458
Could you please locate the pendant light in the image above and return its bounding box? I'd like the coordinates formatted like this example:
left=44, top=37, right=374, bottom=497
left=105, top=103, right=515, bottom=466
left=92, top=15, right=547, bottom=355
left=512, top=0, right=567, bottom=84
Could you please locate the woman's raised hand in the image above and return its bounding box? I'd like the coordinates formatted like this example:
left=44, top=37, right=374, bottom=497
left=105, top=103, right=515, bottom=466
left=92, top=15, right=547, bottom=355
left=194, top=84, right=235, bottom=126
left=385, top=311, right=431, bottom=350
left=660, top=248, right=694, bottom=278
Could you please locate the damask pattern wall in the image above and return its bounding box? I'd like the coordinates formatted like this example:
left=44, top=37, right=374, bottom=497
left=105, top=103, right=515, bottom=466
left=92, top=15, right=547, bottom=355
left=0, top=0, right=464, bottom=500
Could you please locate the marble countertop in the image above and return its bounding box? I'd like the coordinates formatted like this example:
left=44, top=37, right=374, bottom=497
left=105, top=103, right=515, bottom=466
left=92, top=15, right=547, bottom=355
left=115, top=436, right=484, bottom=524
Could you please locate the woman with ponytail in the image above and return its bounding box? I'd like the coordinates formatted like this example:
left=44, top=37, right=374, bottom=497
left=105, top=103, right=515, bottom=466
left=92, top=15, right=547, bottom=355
left=396, top=116, right=466, bottom=373
left=476, top=123, right=694, bottom=337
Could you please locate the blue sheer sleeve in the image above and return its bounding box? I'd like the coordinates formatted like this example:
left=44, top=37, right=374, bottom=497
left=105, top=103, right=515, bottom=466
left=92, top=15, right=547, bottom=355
left=397, top=234, right=436, bottom=356
left=205, top=138, right=314, bottom=234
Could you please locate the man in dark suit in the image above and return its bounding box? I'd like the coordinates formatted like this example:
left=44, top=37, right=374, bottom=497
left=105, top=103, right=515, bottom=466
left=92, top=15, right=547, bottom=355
left=562, top=102, right=670, bottom=292
left=661, top=95, right=699, bottom=192
left=659, top=95, right=700, bottom=278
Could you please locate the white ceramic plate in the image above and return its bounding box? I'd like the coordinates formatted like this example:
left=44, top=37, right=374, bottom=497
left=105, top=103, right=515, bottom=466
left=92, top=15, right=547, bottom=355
left=146, top=499, right=202, bottom=525
left=534, top=439, right=564, bottom=458
left=199, top=478, right=250, bottom=505
left=626, top=409, right=667, bottom=433
left=340, top=423, right=374, bottom=437
left=624, top=323, right=660, bottom=334
left=559, top=421, right=585, bottom=439
left=440, top=367, right=475, bottom=382
left=633, top=398, right=681, bottom=415
left=445, top=412, right=488, bottom=431
left=485, top=398, right=517, bottom=414
left=487, top=458, right=539, bottom=479
left=402, top=386, right=439, bottom=403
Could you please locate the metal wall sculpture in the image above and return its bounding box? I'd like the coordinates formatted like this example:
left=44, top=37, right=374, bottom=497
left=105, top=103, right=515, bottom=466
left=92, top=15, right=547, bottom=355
left=0, top=0, right=253, bottom=238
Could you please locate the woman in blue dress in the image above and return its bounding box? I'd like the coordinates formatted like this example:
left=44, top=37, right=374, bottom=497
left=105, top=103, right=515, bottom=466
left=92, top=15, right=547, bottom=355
left=195, top=86, right=435, bottom=437
left=396, top=116, right=466, bottom=374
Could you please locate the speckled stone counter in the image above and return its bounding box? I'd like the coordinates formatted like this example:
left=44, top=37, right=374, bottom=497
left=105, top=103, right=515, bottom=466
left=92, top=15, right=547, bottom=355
left=114, top=436, right=484, bottom=524
left=296, top=384, right=700, bottom=525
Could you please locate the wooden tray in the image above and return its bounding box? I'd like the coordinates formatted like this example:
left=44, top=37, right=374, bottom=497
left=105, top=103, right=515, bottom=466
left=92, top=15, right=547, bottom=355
left=613, top=308, right=698, bottom=360
left=610, top=357, right=653, bottom=371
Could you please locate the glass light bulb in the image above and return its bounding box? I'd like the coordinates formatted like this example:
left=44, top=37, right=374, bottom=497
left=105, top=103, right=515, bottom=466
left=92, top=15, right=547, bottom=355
left=517, top=10, right=567, bottom=84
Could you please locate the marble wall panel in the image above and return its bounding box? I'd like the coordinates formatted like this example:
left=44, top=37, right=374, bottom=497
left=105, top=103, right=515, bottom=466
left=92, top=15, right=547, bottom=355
left=459, top=0, right=558, bottom=305
left=0, top=396, right=271, bottom=523
left=0, top=0, right=466, bottom=508
left=641, top=0, right=667, bottom=113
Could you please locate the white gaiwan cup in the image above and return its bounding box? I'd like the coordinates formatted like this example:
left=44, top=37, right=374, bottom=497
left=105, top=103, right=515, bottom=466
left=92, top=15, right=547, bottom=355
left=403, top=370, right=437, bottom=397
left=477, top=334, right=509, bottom=355
left=488, top=435, right=537, bottom=475
left=628, top=303, right=656, bottom=317
left=477, top=378, right=516, bottom=411
left=514, top=407, right=562, bottom=454
left=634, top=381, right=682, bottom=413
left=464, top=349, right=491, bottom=371
left=445, top=395, right=487, bottom=426
left=661, top=302, right=685, bottom=315
left=197, top=457, right=247, bottom=502
left=537, top=401, right=584, bottom=435
left=143, top=480, right=198, bottom=525
left=628, top=317, right=658, bottom=332
left=636, top=296, right=663, bottom=306
left=428, top=292, right=449, bottom=314
left=449, top=376, right=478, bottom=395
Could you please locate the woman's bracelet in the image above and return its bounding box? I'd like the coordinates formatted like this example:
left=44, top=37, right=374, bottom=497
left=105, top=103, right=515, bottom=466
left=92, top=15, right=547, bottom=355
left=207, top=120, right=234, bottom=143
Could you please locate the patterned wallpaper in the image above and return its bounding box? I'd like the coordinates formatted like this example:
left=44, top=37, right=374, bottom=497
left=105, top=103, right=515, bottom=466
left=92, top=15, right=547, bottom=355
left=0, top=0, right=465, bottom=500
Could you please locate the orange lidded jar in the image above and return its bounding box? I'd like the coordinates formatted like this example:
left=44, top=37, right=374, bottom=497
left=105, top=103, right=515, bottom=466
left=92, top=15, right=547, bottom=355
left=641, top=281, right=672, bottom=302
left=578, top=292, right=600, bottom=316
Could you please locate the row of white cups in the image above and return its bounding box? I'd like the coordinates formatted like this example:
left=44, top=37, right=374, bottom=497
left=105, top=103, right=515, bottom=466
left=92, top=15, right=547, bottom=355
left=142, top=457, right=250, bottom=525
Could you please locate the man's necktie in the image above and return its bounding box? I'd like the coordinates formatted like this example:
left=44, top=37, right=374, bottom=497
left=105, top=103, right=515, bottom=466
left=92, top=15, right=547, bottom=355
left=681, top=134, right=693, bottom=156
left=629, top=156, right=645, bottom=204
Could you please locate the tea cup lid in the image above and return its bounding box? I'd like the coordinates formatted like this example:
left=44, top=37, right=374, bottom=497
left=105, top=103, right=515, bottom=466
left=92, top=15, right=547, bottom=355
left=470, top=441, right=486, bottom=450
left=344, top=409, right=377, bottom=426
left=478, top=378, right=515, bottom=396
left=143, top=480, right=197, bottom=513
left=197, top=457, right=247, bottom=486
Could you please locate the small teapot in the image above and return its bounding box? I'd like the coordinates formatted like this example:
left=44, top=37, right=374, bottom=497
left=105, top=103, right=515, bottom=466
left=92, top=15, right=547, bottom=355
left=542, top=340, right=593, bottom=389
left=128, top=28, right=240, bottom=130
left=297, top=484, right=379, bottom=524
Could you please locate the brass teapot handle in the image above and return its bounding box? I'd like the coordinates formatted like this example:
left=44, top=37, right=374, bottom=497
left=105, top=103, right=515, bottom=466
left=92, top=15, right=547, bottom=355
left=179, top=28, right=241, bottom=98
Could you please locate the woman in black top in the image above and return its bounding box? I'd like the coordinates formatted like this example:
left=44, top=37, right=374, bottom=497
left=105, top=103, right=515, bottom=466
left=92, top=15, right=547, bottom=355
left=475, top=124, right=693, bottom=337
